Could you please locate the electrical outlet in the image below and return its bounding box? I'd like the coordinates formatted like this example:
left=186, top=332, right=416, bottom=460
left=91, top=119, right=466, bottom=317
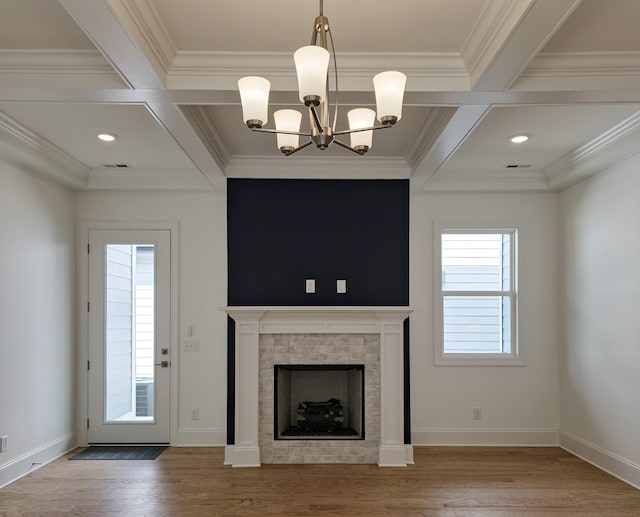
left=1, top=435, right=7, bottom=453
left=190, top=408, right=200, bottom=420
left=305, top=279, right=316, bottom=293
left=473, top=407, right=482, bottom=420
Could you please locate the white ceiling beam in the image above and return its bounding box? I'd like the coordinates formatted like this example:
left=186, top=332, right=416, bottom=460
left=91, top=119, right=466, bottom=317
left=466, top=0, right=582, bottom=92
left=410, top=105, right=492, bottom=192
left=57, top=0, right=165, bottom=89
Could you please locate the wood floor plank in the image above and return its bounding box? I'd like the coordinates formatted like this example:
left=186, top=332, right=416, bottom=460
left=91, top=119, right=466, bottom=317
left=0, top=447, right=638, bottom=516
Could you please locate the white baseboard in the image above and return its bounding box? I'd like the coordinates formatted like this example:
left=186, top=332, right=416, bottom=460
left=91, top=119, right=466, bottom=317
left=175, top=428, right=227, bottom=446
left=412, top=428, right=559, bottom=446
left=0, top=432, right=77, bottom=489
left=559, top=431, right=640, bottom=490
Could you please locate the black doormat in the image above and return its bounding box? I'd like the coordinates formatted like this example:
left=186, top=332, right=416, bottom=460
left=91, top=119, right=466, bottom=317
left=69, top=445, right=167, bottom=460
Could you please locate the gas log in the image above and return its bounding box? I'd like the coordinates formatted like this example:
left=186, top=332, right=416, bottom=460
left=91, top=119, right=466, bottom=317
left=296, top=398, right=344, bottom=431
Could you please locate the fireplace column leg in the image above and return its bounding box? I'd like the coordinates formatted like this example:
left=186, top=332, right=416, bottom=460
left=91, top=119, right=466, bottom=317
left=377, top=313, right=413, bottom=467
left=226, top=311, right=264, bottom=467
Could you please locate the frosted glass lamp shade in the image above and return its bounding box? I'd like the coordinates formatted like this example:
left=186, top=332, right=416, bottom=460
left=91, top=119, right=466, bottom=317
left=294, top=45, right=330, bottom=106
left=274, top=109, right=302, bottom=151
left=238, top=76, right=271, bottom=128
left=373, top=71, right=407, bottom=124
left=348, top=108, right=376, bottom=152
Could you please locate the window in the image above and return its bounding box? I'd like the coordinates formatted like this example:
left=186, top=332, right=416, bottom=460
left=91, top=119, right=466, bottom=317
left=434, top=225, right=521, bottom=365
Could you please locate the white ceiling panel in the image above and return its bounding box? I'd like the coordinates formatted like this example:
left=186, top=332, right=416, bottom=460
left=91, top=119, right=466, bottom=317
left=151, top=0, right=488, bottom=53
left=0, top=0, right=95, bottom=49
left=543, top=0, right=640, bottom=53
left=0, top=102, right=197, bottom=170
left=441, top=104, right=640, bottom=171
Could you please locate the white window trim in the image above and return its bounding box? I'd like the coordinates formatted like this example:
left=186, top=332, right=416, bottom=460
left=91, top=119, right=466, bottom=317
left=433, top=222, right=524, bottom=366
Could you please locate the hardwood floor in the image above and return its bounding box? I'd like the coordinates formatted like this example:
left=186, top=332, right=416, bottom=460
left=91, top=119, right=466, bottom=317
left=1, top=447, right=639, bottom=516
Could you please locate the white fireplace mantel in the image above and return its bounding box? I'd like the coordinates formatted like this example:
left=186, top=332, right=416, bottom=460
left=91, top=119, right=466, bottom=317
left=221, top=306, right=413, bottom=468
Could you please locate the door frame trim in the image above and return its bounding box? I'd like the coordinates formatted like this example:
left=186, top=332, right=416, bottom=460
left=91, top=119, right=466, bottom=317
left=78, top=221, right=179, bottom=446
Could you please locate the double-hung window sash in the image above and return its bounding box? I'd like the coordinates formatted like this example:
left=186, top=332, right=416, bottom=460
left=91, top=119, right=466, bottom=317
left=438, top=229, right=518, bottom=362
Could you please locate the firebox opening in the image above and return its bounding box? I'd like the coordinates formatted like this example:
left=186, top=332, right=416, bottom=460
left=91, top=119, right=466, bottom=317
left=274, top=364, right=365, bottom=440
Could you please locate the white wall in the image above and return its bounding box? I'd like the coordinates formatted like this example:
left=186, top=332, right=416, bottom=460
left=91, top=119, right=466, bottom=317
left=559, top=155, right=640, bottom=487
left=0, top=163, right=76, bottom=487
left=76, top=190, right=228, bottom=446
left=410, top=191, right=560, bottom=445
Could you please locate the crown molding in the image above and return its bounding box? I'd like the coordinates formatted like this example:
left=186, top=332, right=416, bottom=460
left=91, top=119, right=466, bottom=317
left=0, top=49, right=111, bottom=69
left=513, top=51, right=640, bottom=91
left=546, top=109, right=640, bottom=190
left=406, top=107, right=457, bottom=171
left=225, top=155, right=410, bottom=179
left=419, top=168, right=549, bottom=192
left=462, top=0, right=534, bottom=85
left=111, top=0, right=176, bottom=76
left=86, top=167, right=213, bottom=191
left=180, top=105, right=230, bottom=167
left=0, top=49, right=124, bottom=88
left=167, top=51, right=469, bottom=91
left=0, top=112, right=88, bottom=189
left=523, top=51, right=640, bottom=76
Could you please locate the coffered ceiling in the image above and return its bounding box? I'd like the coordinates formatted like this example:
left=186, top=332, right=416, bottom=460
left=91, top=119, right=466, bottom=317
left=1, top=0, right=640, bottom=192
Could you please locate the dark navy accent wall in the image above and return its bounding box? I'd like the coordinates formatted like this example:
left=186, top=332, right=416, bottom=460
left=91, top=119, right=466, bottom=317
left=226, top=178, right=410, bottom=446
left=227, top=179, right=409, bottom=306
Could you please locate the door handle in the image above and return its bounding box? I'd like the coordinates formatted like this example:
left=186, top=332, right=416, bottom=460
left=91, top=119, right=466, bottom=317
left=154, top=361, right=170, bottom=368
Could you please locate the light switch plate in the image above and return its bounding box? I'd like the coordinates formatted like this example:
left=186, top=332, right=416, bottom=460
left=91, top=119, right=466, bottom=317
left=305, top=279, right=316, bottom=293
left=337, top=279, right=347, bottom=293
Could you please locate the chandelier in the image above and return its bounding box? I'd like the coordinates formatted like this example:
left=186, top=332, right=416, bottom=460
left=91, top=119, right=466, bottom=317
left=237, top=0, right=407, bottom=156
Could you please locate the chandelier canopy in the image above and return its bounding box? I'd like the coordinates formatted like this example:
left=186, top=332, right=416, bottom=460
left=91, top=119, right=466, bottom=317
left=237, top=0, right=407, bottom=156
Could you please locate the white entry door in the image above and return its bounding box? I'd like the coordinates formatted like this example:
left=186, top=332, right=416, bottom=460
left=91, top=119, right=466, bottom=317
left=88, top=229, right=171, bottom=443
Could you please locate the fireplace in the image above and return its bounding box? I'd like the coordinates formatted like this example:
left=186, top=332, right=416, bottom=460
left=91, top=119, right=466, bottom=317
left=222, top=306, right=412, bottom=467
left=275, top=364, right=365, bottom=440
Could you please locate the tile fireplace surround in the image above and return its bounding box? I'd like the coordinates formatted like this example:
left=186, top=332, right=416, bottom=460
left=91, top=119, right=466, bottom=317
left=222, top=307, right=412, bottom=468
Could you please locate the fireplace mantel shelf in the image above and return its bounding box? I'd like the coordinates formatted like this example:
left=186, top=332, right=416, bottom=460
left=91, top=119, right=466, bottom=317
left=222, top=306, right=412, bottom=334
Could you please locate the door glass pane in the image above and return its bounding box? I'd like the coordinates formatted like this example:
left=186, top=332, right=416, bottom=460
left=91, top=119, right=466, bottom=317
left=105, top=244, right=155, bottom=422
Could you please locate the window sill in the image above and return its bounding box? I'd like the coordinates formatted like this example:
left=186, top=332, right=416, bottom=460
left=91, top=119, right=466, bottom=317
left=435, top=354, right=525, bottom=366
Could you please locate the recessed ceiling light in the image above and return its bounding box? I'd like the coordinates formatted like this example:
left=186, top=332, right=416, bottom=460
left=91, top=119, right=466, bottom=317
left=510, top=134, right=529, bottom=144
left=97, top=133, right=118, bottom=142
